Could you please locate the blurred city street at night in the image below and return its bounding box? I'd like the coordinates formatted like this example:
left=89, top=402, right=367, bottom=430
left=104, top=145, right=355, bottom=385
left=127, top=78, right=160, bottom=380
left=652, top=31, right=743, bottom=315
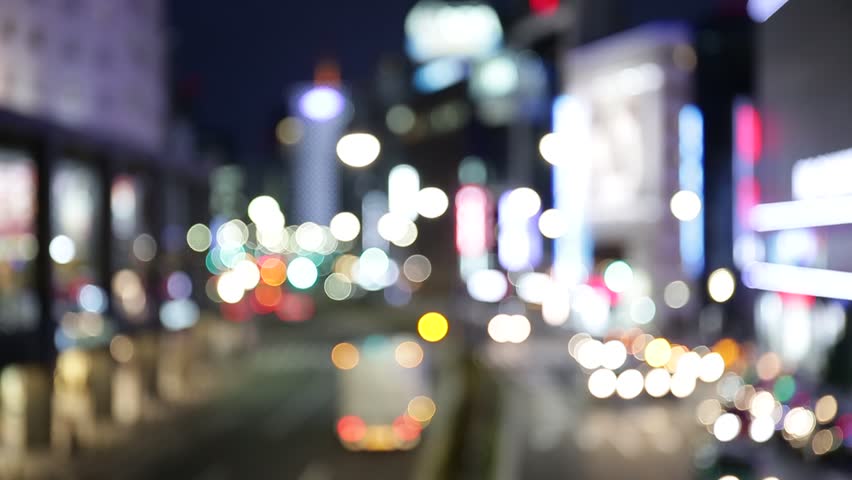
left=0, top=1, right=850, bottom=479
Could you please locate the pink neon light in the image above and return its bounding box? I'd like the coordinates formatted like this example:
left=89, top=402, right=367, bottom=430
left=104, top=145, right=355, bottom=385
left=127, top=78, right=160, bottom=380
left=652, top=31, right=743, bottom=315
left=455, top=185, right=491, bottom=256
left=735, top=104, right=763, bottom=164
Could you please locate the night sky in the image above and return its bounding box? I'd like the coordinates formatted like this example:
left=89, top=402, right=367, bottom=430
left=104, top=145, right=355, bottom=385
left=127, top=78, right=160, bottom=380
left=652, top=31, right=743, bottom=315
left=169, top=0, right=419, bottom=160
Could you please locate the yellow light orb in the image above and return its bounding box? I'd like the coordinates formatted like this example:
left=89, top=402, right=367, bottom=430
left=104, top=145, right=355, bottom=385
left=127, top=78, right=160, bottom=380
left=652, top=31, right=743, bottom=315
left=417, top=312, right=449, bottom=343
left=644, top=338, right=672, bottom=368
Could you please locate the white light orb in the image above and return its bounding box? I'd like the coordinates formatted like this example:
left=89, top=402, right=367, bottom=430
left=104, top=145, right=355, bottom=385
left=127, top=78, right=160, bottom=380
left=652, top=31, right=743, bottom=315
left=330, top=212, right=361, bottom=242
left=670, top=190, right=702, bottom=221
left=336, top=133, right=381, bottom=168
left=416, top=187, right=449, bottom=219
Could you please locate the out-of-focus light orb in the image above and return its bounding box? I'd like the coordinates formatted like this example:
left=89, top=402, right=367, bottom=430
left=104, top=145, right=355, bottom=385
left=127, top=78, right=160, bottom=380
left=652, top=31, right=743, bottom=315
left=355, top=248, right=394, bottom=291
left=577, top=339, right=604, bottom=370
left=670, top=190, right=702, bottom=221
left=537, top=209, right=568, bottom=239
left=663, top=280, right=690, bottom=309
left=568, top=333, right=591, bottom=358
left=603, top=260, right=633, bottom=293
left=336, top=133, right=380, bottom=168
left=516, top=272, right=551, bottom=305
left=109, top=335, right=134, bottom=363
left=811, top=429, right=834, bottom=456
left=78, top=284, right=107, bottom=313
left=466, top=269, right=508, bottom=303
left=718, top=476, right=739, bottom=480
left=186, top=224, right=212, bottom=252
left=601, top=340, right=627, bottom=370
left=260, top=257, right=287, bottom=286
left=408, top=396, right=437, bottom=423
left=287, top=257, right=319, bottom=290
left=329, top=212, right=361, bottom=242
left=416, top=187, right=449, bottom=219
left=487, top=314, right=510, bottom=343
left=417, top=312, right=449, bottom=343
left=538, top=132, right=568, bottom=165
left=395, top=341, right=424, bottom=368
left=403, top=255, right=431, bottom=283
left=132, top=234, right=157, bottom=262
left=487, top=313, right=531, bottom=344
left=749, top=416, right=775, bottom=443
left=458, top=156, right=487, bottom=185
left=337, top=415, right=367, bottom=443
left=295, top=222, right=325, bottom=252
left=645, top=368, right=671, bottom=398
left=160, top=299, right=200, bottom=331
left=217, top=219, right=249, bottom=250
left=216, top=271, right=245, bottom=304
left=166, top=271, right=193, bottom=300
left=505, top=187, right=541, bottom=218
left=616, top=369, right=644, bottom=399
left=815, top=395, right=838, bottom=424
left=323, top=273, right=352, bottom=301
left=773, top=375, right=796, bottom=403
left=676, top=351, right=701, bottom=378
left=248, top=196, right=283, bottom=227
left=707, top=268, right=736, bottom=303
left=756, top=352, right=783, bottom=381
left=784, top=407, right=816, bottom=439
left=506, top=315, right=531, bottom=343
left=233, top=259, right=261, bottom=290
left=699, top=352, right=726, bottom=382
left=588, top=369, right=617, bottom=399
left=392, top=221, right=418, bottom=247
left=275, top=117, right=303, bottom=145
left=670, top=372, right=697, bottom=398
left=644, top=338, right=672, bottom=368
left=299, top=86, right=344, bottom=121
left=331, top=342, right=359, bottom=370
left=471, top=55, right=518, bottom=97
left=750, top=391, right=776, bottom=418
left=630, top=296, right=656, bottom=324
left=387, top=104, right=416, bottom=135
left=713, top=413, right=741, bottom=442
left=542, top=286, right=571, bottom=326
left=378, top=213, right=416, bottom=245
left=696, top=399, right=722, bottom=426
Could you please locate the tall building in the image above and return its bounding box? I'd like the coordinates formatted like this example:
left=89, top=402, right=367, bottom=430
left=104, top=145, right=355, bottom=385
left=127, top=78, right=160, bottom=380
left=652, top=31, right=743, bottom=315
left=0, top=0, right=166, bottom=149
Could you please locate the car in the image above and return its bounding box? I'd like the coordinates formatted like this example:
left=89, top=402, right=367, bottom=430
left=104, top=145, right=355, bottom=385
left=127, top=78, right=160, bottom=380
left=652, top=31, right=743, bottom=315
left=332, top=334, right=435, bottom=451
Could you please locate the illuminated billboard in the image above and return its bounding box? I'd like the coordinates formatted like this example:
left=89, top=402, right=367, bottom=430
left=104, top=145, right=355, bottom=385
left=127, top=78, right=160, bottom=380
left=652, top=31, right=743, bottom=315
left=557, top=24, right=698, bottom=324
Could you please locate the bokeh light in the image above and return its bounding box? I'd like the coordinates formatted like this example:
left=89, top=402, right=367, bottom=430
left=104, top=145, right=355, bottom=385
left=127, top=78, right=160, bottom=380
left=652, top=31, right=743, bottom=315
left=186, top=224, right=212, bottom=252
left=260, top=257, right=287, bottom=286
left=40, top=228, right=71, bottom=266
left=603, top=260, right=633, bottom=293
left=324, top=273, right=353, bottom=301
left=416, top=187, right=449, bottom=219
left=330, top=212, right=361, bottom=242
left=707, top=268, right=736, bottom=303
left=287, top=257, right=319, bottom=290
left=407, top=396, right=437, bottom=423
left=537, top=209, right=568, bottom=239
left=417, top=312, right=449, bottom=343
left=588, top=369, right=617, bottom=399
left=663, top=280, right=690, bottom=309
left=670, top=190, right=702, bottom=221
left=403, top=255, right=432, bottom=283
left=645, top=368, right=671, bottom=398
left=615, top=369, right=644, bottom=399
left=331, top=342, right=360, bottom=370
left=336, top=133, right=381, bottom=168
left=644, top=338, right=672, bottom=368
left=713, top=413, right=741, bottom=442
left=395, top=341, right=424, bottom=368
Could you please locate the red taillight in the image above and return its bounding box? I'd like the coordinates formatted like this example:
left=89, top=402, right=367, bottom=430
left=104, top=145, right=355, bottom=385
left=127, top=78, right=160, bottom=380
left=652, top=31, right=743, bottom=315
left=337, top=416, right=367, bottom=443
